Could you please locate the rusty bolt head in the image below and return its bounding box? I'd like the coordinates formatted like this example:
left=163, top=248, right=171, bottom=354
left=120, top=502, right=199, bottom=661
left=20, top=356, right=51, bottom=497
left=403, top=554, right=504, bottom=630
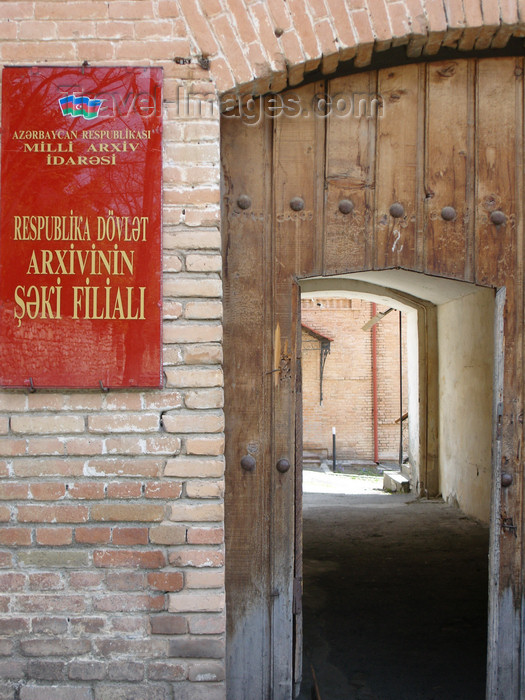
left=290, top=197, right=305, bottom=212
left=389, top=202, right=405, bottom=218
left=276, top=458, right=291, bottom=473
left=338, top=199, right=355, bottom=215
left=441, top=206, right=456, bottom=221
left=237, top=194, right=252, bottom=210
left=501, top=472, right=513, bottom=487
left=490, top=210, right=506, bottom=226
left=240, top=454, right=256, bottom=472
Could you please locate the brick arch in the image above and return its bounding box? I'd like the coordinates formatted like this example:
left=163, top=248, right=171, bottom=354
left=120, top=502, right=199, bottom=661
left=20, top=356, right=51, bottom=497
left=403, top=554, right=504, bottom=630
left=181, top=0, right=525, bottom=93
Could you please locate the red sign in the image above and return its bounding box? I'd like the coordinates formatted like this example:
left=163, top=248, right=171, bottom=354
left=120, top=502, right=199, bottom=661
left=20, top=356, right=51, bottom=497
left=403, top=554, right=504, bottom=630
left=0, top=67, right=163, bottom=388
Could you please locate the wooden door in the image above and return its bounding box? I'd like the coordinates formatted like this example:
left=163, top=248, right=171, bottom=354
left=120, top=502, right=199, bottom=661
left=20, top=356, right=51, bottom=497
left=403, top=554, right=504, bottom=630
left=223, top=56, right=525, bottom=700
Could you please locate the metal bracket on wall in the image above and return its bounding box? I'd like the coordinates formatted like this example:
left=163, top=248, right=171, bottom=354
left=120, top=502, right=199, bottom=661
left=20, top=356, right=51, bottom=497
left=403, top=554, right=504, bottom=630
left=319, top=340, right=330, bottom=405
left=501, top=515, right=518, bottom=537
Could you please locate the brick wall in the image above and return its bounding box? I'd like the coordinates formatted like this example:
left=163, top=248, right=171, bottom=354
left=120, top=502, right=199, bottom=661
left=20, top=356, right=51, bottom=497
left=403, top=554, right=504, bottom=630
left=0, top=4, right=224, bottom=700
left=302, top=298, right=408, bottom=462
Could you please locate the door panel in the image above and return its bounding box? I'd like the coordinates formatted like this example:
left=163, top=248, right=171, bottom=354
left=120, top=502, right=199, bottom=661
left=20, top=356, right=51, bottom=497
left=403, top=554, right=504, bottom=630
left=222, top=108, right=273, bottom=698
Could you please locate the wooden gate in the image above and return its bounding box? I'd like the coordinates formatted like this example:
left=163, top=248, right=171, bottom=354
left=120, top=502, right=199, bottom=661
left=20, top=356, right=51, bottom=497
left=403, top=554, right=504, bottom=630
left=222, top=56, right=524, bottom=699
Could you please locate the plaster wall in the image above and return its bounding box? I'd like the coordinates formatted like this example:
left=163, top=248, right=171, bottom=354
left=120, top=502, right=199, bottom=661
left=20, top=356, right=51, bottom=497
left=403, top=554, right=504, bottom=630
left=438, top=288, right=495, bottom=523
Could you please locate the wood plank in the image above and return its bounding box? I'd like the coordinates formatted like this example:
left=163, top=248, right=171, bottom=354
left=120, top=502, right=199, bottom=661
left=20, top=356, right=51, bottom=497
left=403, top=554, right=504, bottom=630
left=325, top=71, right=379, bottom=181
left=324, top=72, right=377, bottom=273
left=486, top=287, right=505, bottom=699
left=374, top=64, right=423, bottom=270
left=476, top=57, right=524, bottom=699
left=475, top=58, right=518, bottom=288
left=222, top=102, right=272, bottom=700
left=274, top=83, right=321, bottom=279
left=271, top=82, right=321, bottom=699
left=323, top=178, right=371, bottom=274
left=424, top=60, right=471, bottom=280
left=293, top=302, right=303, bottom=699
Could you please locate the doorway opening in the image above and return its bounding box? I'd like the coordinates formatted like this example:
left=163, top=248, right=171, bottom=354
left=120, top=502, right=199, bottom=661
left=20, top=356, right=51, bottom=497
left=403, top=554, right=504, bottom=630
left=297, top=270, right=498, bottom=699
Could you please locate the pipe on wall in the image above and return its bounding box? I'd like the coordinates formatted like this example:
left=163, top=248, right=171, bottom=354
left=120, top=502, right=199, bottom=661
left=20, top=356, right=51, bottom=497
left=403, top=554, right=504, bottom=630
left=371, top=302, right=379, bottom=463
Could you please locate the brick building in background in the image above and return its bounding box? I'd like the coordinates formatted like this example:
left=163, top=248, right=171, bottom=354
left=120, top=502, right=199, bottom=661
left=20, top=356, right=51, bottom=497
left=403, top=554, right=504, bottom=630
left=1, top=1, right=525, bottom=699
left=302, top=298, right=408, bottom=463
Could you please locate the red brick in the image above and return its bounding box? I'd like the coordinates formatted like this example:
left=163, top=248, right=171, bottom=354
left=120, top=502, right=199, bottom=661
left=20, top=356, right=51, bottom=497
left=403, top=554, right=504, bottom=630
left=91, top=504, right=164, bottom=522
left=28, top=573, right=63, bottom=590
left=149, top=524, right=186, bottom=545
left=0, top=439, right=27, bottom=457
left=0, top=616, right=30, bottom=634
left=75, top=527, right=112, bottom=544
left=211, top=14, right=253, bottom=84
left=106, top=482, right=143, bottom=499
left=105, top=571, right=146, bottom=591
left=108, top=0, right=155, bottom=19
left=69, top=572, right=105, bottom=589
left=147, top=572, right=184, bottom=592
left=15, top=594, right=86, bottom=613
left=103, top=435, right=173, bottom=455
left=0, top=573, right=26, bottom=591
left=178, top=0, right=219, bottom=55
left=70, top=616, right=105, bottom=633
left=150, top=614, right=187, bottom=635
left=76, top=40, right=115, bottom=61
left=14, top=459, right=84, bottom=478
left=84, top=458, right=162, bottom=476
left=0, top=528, right=32, bottom=546
left=68, top=483, right=105, bottom=500
left=56, top=19, right=97, bottom=39
left=35, top=1, right=108, bottom=19
left=2, top=2, right=35, bottom=20
left=144, top=482, right=182, bottom=499
left=96, top=20, right=135, bottom=39
left=93, top=550, right=166, bottom=569
left=0, top=506, right=11, bottom=522
left=88, top=412, right=159, bottom=433
left=110, top=617, right=148, bottom=635
left=0, top=553, right=12, bottom=567
left=168, top=549, right=224, bottom=568
left=158, top=0, right=180, bottom=18
left=31, top=616, right=68, bottom=634
left=18, top=19, right=57, bottom=40
left=36, top=528, right=73, bottom=546
left=29, top=483, right=67, bottom=500
left=227, top=0, right=259, bottom=44
left=187, top=527, right=224, bottom=544
left=112, top=527, right=149, bottom=545
left=0, top=483, right=29, bottom=500
left=10, top=415, right=84, bottom=435
left=63, top=437, right=104, bottom=455
left=17, top=505, right=88, bottom=523
left=104, top=393, right=143, bottom=411
left=93, top=593, right=165, bottom=612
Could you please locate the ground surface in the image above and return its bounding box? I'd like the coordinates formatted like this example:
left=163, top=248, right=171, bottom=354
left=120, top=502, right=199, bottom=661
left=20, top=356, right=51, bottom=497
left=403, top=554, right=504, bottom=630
left=298, top=469, right=489, bottom=700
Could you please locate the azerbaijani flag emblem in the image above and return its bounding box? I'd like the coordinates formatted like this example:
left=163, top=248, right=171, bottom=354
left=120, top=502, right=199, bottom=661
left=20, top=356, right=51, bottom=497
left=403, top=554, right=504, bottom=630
left=59, top=94, right=103, bottom=120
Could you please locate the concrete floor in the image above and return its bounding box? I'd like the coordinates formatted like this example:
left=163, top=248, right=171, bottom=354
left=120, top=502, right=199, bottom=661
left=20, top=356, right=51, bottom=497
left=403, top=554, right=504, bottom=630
left=298, top=470, right=489, bottom=700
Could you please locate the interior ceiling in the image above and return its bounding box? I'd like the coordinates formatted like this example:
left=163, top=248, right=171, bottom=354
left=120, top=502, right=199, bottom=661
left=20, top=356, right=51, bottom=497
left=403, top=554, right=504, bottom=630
left=301, top=269, right=492, bottom=306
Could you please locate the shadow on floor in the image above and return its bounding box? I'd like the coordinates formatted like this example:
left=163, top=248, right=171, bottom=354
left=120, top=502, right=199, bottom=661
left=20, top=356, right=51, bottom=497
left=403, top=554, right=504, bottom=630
left=298, top=474, right=489, bottom=700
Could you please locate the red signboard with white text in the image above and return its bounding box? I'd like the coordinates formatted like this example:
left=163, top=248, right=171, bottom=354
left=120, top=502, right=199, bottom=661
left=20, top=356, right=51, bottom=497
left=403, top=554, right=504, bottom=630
left=0, top=66, right=163, bottom=388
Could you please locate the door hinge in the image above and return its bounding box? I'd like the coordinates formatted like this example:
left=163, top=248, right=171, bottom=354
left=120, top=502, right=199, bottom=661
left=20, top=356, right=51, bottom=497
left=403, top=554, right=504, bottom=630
left=293, top=577, right=302, bottom=614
